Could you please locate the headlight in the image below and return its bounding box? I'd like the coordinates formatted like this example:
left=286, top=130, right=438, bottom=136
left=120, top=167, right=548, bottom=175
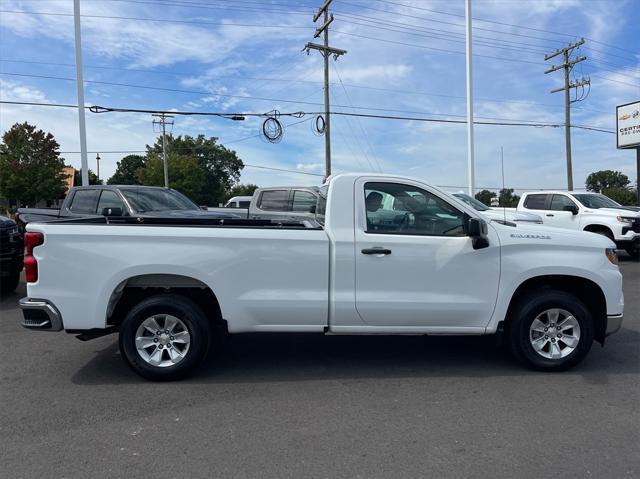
left=616, top=216, right=634, bottom=224
left=606, top=248, right=618, bottom=266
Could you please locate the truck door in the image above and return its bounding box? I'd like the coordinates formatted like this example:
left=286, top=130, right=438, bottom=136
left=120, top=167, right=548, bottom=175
left=545, top=194, right=580, bottom=229
left=353, top=179, right=501, bottom=330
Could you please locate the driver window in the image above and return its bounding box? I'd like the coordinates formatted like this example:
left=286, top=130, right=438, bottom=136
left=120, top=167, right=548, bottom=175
left=364, top=182, right=465, bottom=236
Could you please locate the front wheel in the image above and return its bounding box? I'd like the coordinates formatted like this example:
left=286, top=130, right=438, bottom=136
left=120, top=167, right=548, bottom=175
left=509, top=291, right=594, bottom=371
left=119, top=294, right=212, bottom=381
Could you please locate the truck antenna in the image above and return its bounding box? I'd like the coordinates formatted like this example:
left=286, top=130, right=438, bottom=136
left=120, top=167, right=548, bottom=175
left=501, top=146, right=506, bottom=223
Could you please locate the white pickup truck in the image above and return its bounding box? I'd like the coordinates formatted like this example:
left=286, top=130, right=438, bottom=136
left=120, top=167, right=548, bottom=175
left=20, top=174, right=624, bottom=380
left=517, top=191, right=640, bottom=259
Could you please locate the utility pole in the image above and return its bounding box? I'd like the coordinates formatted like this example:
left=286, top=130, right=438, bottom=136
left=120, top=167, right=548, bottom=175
left=544, top=38, right=590, bottom=191
left=152, top=113, right=174, bottom=187
left=303, top=0, right=346, bottom=178
left=465, top=0, right=475, bottom=196
left=96, top=153, right=101, bottom=182
left=73, top=0, right=89, bottom=186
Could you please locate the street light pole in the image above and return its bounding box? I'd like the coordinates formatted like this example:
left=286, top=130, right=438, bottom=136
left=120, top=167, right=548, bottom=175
left=73, top=0, right=89, bottom=186
left=96, top=153, right=101, bottom=183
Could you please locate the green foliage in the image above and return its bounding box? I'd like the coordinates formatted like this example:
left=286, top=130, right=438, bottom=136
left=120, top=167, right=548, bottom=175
left=107, top=155, right=145, bottom=185
left=140, top=134, right=244, bottom=205
left=498, top=188, right=520, bottom=207
left=585, top=170, right=630, bottom=193
left=136, top=154, right=206, bottom=203
left=0, top=122, right=67, bottom=206
left=226, top=183, right=258, bottom=201
left=475, top=189, right=497, bottom=206
left=73, top=168, right=102, bottom=186
left=603, top=186, right=637, bottom=206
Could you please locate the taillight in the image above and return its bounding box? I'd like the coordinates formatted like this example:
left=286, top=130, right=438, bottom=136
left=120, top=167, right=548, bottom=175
left=24, top=232, right=44, bottom=283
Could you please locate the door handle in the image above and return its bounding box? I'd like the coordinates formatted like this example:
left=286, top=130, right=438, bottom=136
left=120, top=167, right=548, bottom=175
left=546, top=214, right=554, bottom=217
left=361, top=248, right=392, bottom=255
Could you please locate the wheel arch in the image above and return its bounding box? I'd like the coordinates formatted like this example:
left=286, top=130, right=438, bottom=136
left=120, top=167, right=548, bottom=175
left=503, top=275, right=608, bottom=344
left=583, top=224, right=614, bottom=238
left=105, top=273, right=225, bottom=330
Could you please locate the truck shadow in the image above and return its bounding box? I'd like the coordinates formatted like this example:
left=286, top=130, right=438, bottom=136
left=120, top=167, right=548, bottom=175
left=70, top=329, right=640, bottom=385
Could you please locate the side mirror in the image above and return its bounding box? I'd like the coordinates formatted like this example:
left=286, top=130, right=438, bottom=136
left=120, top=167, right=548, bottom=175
left=563, top=205, right=579, bottom=215
left=309, top=205, right=316, bottom=214
left=467, top=217, right=489, bottom=249
left=102, top=207, right=123, bottom=216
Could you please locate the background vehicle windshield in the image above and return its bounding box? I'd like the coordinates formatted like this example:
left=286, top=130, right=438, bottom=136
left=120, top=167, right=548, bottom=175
left=572, top=194, right=620, bottom=209
left=453, top=193, right=489, bottom=211
left=121, top=188, right=200, bottom=212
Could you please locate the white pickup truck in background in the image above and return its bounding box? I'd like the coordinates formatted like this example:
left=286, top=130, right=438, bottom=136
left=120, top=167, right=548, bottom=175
left=20, top=174, right=624, bottom=380
left=517, top=191, right=640, bottom=260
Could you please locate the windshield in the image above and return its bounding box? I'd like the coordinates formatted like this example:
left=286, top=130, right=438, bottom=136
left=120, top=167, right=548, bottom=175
left=572, top=194, right=620, bottom=209
left=452, top=193, right=490, bottom=211
left=121, top=188, right=200, bottom=213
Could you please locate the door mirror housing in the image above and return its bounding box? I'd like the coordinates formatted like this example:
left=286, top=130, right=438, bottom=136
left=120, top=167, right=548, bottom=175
left=563, top=204, right=579, bottom=215
left=467, top=217, right=490, bottom=249
left=308, top=205, right=316, bottom=214
left=102, top=207, right=123, bottom=216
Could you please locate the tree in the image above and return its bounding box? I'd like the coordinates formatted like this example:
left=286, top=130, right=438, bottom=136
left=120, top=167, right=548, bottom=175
left=0, top=122, right=67, bottom=206
left=475, top=189, right=497, bottom=206
left=141, top=134, right=243, bottom=205
left=226, top=183, right=258, bottom=201
left=136, top=154, right=206, bottom=203
left=585, top=170, right=630, bottom=193
left=73, top=168, right=102, bottom=186
left=107, top=154, right=145, bottom=185
left=498, top=188, right=520, bottom=207
left=603, top=186, right=637, bottom=206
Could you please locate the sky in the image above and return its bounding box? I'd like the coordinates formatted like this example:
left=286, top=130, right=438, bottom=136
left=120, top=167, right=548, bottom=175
left=0, top=0, right=639, bottom=195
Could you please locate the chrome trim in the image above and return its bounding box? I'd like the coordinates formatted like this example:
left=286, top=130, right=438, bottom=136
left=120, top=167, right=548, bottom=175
left=19, top=298, right=63, bottom=331
left=605, top=313, right=624, bottom=337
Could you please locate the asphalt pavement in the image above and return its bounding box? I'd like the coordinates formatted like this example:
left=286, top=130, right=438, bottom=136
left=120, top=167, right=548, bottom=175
left=1, top=256, right=638, bottom=479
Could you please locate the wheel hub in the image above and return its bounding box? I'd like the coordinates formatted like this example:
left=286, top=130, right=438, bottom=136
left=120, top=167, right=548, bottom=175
left=135, top=315, right=191, bottom=368
left=529, top=308, right=581, bottom=360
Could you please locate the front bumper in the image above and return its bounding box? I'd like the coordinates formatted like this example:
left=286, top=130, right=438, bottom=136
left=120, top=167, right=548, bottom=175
left=605, top=313, right=624, bottom=337
left=19, top=298, right=64, bottom=331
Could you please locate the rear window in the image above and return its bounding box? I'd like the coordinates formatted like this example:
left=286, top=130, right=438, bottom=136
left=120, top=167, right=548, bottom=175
left=238, top=201, right=251, bottom=208
left=70, top=189, right=99, bottom=214
left=258, top=190, right=289, bottom=211
left=523, top=194, right=548, bottom=210
left=292, top=190, right=317, bottom=212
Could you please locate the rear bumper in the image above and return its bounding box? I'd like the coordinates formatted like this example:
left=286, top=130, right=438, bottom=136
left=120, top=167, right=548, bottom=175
left=19, top=298, right=64, bottom=331
left=605, top=313, right=624, bottom=337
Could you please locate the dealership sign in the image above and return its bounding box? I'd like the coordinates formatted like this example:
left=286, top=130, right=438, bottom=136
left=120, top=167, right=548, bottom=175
left=616, top=101, right=640, bottom=149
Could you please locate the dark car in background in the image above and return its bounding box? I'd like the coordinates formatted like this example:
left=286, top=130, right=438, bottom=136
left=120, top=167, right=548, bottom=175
left=0, top=215, right=23, bottom=293
left=16, top=185, right=238, bottom=234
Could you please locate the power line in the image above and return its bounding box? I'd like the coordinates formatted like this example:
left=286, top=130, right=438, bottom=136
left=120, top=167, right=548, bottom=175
left=9, top=71, right=592, bottom=123
left=0, top=100, right=615, bottom=133
left=0, top=58, right=614, bottom=115
left=361, top=0, right=640, bottom=57
left=332, top=31, right=547, bottom=66
left=0, top=9, right=311, bottom=29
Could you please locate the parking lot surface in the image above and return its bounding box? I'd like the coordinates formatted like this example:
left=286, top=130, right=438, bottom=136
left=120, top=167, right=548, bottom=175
left=1, top=257, right=638, bottom=479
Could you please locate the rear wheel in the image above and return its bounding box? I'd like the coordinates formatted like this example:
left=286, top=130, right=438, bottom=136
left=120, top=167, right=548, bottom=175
left=119, top=294, right=211, bottom=381
left=509, top=291, right=594, bottom=371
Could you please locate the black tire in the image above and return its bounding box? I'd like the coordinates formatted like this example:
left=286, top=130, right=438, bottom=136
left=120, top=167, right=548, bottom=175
left=508, top=291, right=594, bottom=371
left=625, top=248, right=640, bottom=261
left=592, top=229, right=614, bottom=242
left=119, top=294, right=212, bottom=381
left=0, top=270, right=20, bottom=295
